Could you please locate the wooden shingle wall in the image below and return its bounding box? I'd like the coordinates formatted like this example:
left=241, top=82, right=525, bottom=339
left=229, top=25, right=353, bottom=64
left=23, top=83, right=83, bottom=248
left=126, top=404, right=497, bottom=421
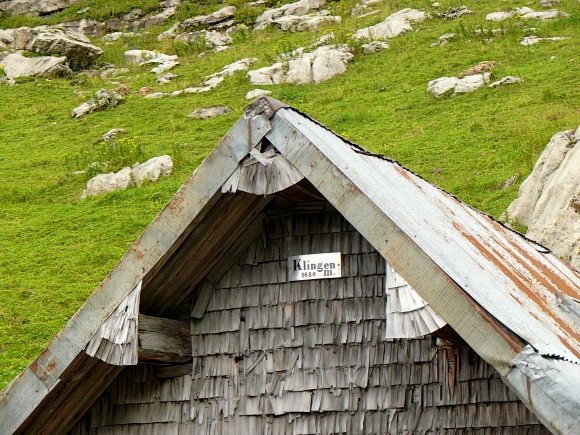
left=70, top=364, right=193, bottom=434
left=71, top=209, right=548, bottom=434
left=189, top=211, right=548, bottom=434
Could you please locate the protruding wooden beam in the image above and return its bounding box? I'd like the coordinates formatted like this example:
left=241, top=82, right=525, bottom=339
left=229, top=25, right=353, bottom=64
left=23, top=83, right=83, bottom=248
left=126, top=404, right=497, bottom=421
left=138, top=315, right=191, bottom=364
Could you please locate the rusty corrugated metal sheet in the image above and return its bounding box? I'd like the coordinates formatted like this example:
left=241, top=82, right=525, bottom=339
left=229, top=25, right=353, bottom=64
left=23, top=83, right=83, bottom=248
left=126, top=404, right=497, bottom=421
left=273, top=107, right=579, bottom=365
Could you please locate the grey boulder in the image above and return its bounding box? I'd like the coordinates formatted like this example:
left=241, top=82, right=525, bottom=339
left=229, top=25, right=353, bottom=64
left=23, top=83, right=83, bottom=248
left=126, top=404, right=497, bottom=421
left=0, top=51, right=71, bottom=78
left=0, top=26, right=103, bottom=68
left=248, top=45, right=353, bottom=85
left=81, top=167, right=132, bottom=199
left=132, top=156, right=173, bottom=187
left=81, top=156, right=174, bottom=198
left=427, top=73, right=491, bottom=97
left=353, top=8, right=427, bottom=40
left=506, top=128, right=580, bottom=268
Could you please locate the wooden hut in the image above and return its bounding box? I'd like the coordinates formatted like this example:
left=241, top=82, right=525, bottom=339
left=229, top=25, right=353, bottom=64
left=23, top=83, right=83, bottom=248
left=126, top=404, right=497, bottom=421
left=1, top=98, right=578, bottom=434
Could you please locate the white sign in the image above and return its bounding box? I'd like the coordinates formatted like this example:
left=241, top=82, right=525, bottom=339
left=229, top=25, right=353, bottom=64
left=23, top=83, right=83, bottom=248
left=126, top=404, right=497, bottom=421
left=288, top=252, right=341, bottom=281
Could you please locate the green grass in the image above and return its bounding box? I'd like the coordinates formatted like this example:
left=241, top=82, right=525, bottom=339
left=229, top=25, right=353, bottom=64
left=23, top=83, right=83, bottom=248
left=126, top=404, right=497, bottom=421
left=0, top=0, right=579, bottom=388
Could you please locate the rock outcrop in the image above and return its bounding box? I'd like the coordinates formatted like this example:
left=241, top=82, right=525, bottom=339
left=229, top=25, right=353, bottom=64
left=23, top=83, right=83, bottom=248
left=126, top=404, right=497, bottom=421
left=258, top=10, right=341, bottom=32
left=157, top=5, right=236, bottom=49
left=0, top=26, right=102, bottom=68
left=181, top=5, right=236, bottom=30
left=0, top=0, right=79, bottom=16
left=146, top=58, right=256, bottom=98
left=248, top=45, right=353, bottom=85
left=124, top=49, right=179, bottom=74
left=71, top=89, right=124, bottom=118
left=506, top=128, right=580, bottom=268
left=254, top=0, right=327, bottom=30
left=0, top=52, right=71, bottom=78
left=59, top=19, right=106, bottom=37
left=353, top=8, right=427, bottom=40
left=174, top=30, right=232, bottom=52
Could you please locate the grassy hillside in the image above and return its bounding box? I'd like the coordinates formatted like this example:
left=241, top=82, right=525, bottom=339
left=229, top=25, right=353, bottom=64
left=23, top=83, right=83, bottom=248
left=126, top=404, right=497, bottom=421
left=0, top=0, right=578, bottom=389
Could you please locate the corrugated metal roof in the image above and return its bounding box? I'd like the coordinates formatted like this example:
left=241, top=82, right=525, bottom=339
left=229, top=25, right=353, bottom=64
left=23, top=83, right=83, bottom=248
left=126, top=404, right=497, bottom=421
left=274, top=107, right=579, bottom=364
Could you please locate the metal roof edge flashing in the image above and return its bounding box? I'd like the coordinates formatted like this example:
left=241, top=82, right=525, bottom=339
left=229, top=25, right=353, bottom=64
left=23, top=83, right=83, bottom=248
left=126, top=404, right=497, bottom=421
left=505, top=345, right=580, bottom=434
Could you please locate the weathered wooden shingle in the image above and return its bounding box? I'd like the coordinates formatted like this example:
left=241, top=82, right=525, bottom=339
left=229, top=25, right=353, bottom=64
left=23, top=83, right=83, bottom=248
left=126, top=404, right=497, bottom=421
left=72, top=210, right=548, bottom=435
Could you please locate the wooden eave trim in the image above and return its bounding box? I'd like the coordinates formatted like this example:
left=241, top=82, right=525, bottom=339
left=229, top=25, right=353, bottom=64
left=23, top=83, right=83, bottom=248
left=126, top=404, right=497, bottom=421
left=267, top=109, right=524, bottom=374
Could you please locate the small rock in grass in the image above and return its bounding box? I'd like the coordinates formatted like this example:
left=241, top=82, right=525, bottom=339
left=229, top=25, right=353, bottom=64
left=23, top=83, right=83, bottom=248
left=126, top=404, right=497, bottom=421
left=361, top=41, right=389, bottom=54
left=310, top=33, right=335, bottom=48
left=498, top=174, right=518, bottom=190
left=124, top=49, right=179, bottom=74
left=103, top=32, right=140, bottom=42
left=485, top=11, right=514, bottom=21
left=539, top=0, right=559, bottom=7
left=100, top=67, right=130, bottom=79
left=430, top=33, right=456, bottom=47
left=102, top=128, right=126, bottom=141
left=486, top=7, right=568, bottom=21
left=115, top=84, right=129, bottom=95
left=438, top=6, right=471, bottom=20
left=156, top=73, right=177, bottom=84
left=138, top=86, right=154, bottom=95
left=254, top=0, right=326, bottom=30
left=454, top=73, right=491, bottom=94
left=246, top=89, right=272, bottom=100
left=71, top=89, right=124, bottom=118
left=520, top=9, right=568, bottom=20
left=520, top=35, right=569, bottom=46
left=175, top=30, right=232, bottom=52
left=458, top=61, right=497, bottom=78
left=187, top=106, right=231, bottom=119
left=489, top=76, right=523, bottom=88
left=144, top=92, right=167, bottom=99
